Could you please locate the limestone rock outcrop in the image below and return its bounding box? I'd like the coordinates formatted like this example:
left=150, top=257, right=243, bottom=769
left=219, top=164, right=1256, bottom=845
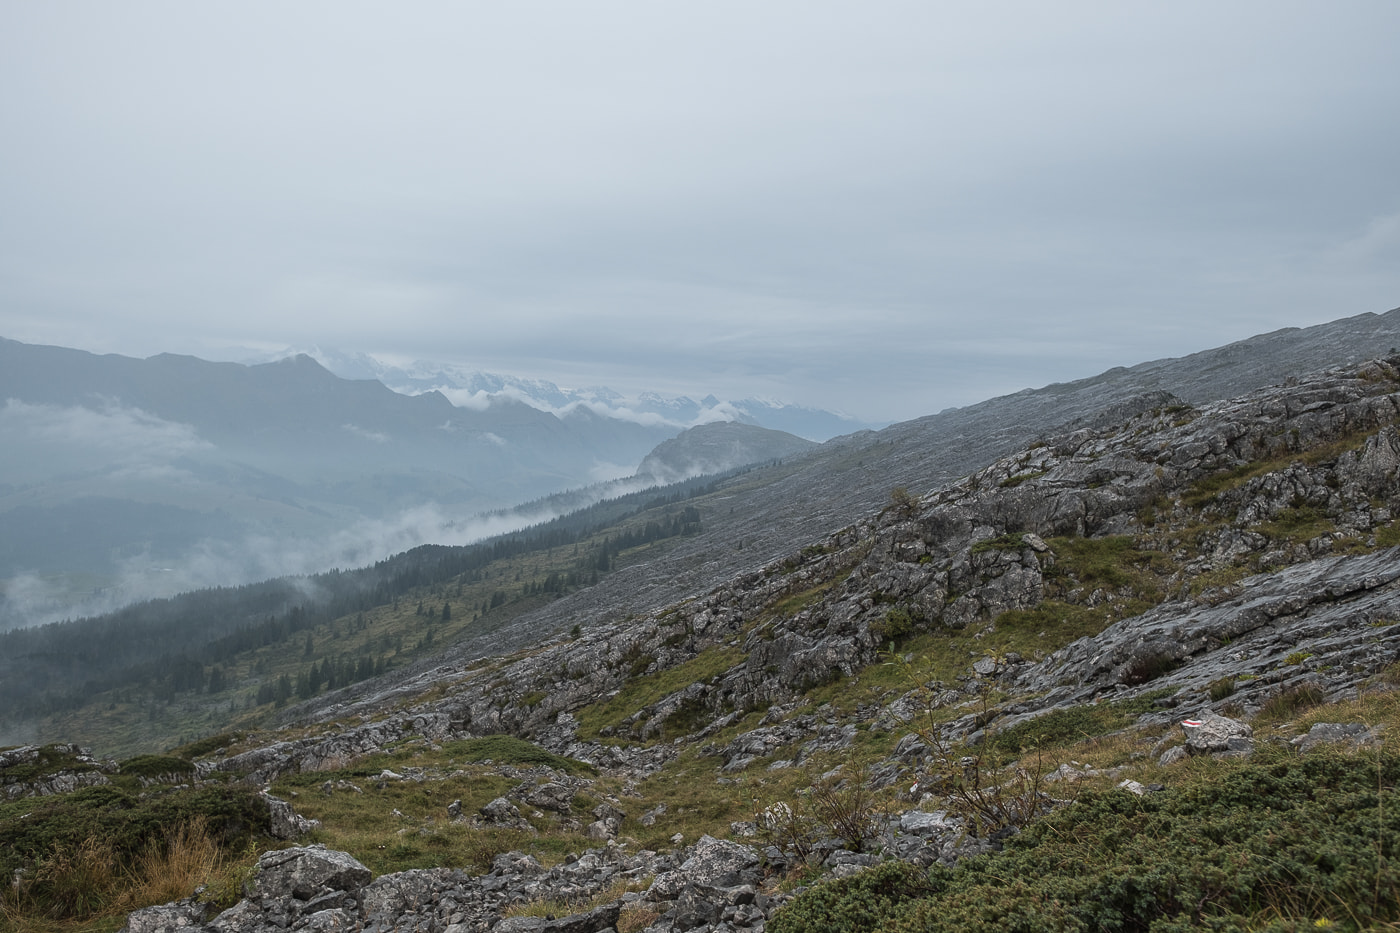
left=122, top=359, right=1400, bottom=932
left=1, top=744, right=115, bottom=800
left=121, top=838, right=777, bottom=933
left=195, top=361, right=1400, bottom=797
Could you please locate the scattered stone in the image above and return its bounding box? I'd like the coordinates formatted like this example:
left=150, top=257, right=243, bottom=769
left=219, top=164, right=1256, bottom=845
left=730, top=820, right=758, bottom=837
left=972, top=656, right=1001, bottom=677
left=1181, top=711, right=1254, bottom=758
left=521, top=782, right=575, bottom=814
left=474, top=797, right=534, bottom=833
left=262, top=791, right=322, bottom=840
left=592, top=801, right=626, bottom=825
left=1158, top=745, right=1189, bottom=766
left=248, top=845, right=372, bottom=903
left=899, top=810, right=954, bottom=834
left=1291, top=722, right=1381, bottom=754
left=121, top=897, right=212, bottom=933
left=650, top=835, right=761, bottom=894
left=1045, top=762, right=1103, bottom=783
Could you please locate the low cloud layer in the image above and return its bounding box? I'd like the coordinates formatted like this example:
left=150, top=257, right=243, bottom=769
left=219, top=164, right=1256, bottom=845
left=342, top=422, right=389, bottom=443
left=0, top=473, right=670, bottom=630
left=0, top=398, right=211, bottom=482
left=431, top=385, right=746, bottom=433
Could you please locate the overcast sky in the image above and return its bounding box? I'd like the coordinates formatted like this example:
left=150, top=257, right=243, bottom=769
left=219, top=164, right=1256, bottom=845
left=2, top=2, right=1397, bottom=423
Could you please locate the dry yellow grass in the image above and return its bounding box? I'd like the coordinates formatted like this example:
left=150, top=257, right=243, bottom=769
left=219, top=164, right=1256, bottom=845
left=617, top=904, right=662, bottom=932
left=121, top=818, right=236, bottom=911
left=0, top=818, right=256, bottom=933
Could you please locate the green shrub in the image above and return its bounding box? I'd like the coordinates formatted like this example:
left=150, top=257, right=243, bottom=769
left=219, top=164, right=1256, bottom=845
left=999, top=471, right=1046, bottom=489
left=970, top=533, right=1027, bottom=555
left=772, top=751, right=1400, bottom=932
left=871, top=607, right=917, bottom=645
left=887, top=487, right=917, bottom=516
left=120, top=754, right=197, bottom=779
left=768, top=860, right=944, bottom=933
left=989, top=705, right=1118, bottom=753
left=1208, top=677, right=1237, bottom=702
left=172, top=732, right=244, bottom=760
left=1120, top=650, right=1182, bottom=685
left=1258, top=682, right=1327, bottom=721
left=662, top=697, right=712, bottom=739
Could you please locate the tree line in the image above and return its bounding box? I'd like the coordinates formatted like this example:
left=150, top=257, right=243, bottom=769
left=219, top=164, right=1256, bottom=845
left=0, top=475, right=718, bottom=721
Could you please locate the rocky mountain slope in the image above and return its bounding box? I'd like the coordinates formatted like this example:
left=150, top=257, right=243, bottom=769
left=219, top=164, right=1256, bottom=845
left=280, top=305, right=1400, bottom=712
left=0, top=339, right=668, bottom=583
left=6, top=307, right=1398, bottom=632
left=224, top=356, right=1400, bottom=773
left=75, top=354, right=1400, bottom=932
left=10, top=313, right=1400, bottom=932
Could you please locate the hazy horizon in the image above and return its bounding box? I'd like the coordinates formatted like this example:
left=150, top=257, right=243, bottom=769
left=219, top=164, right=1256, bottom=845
left=3, top=3, right=1397, bottom=423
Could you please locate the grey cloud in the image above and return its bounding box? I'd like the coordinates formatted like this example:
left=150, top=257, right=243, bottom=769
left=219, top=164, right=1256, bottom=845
left=342, top=423, right=389, bottom=444
left=1, top=3, right=1397, bottom=424
left=0, top=475, right=673, bottom=630
left=0, top=399, right=212, bottom=482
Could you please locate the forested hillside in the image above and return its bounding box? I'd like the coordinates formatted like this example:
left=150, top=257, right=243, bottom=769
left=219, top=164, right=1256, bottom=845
left=0, top=476, right=718, bottom=755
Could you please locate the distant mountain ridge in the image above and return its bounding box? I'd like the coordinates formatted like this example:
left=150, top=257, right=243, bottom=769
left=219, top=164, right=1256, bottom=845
left=636, top=422, right=818, bottom=485
left=0, top=338, right=671, bottom=488
left=266, top=346, right=878, bottom=441
left=0, top=336, right=873, bottom=628
left=4, top=306, right=1398, bottom=630
left=0, top=340, right=660, bottom=622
